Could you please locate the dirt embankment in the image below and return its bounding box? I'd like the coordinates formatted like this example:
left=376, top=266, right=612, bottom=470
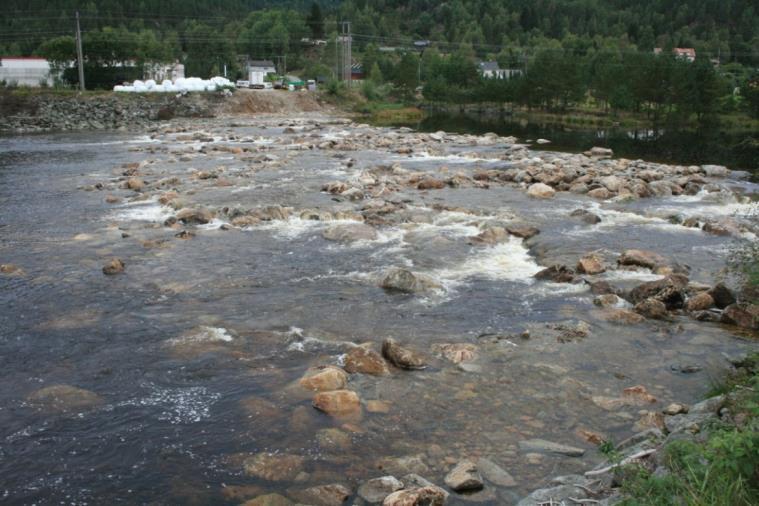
left=0, top=88, right=330, bottom=133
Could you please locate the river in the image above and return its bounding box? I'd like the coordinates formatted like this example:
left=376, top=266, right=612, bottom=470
left=0, top=116, right=757, bottom=505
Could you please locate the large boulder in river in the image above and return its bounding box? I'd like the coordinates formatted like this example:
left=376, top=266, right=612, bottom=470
left=618, top=249, right=668, bottom=270
left=721, top=303, right=759, bottom=330
left=527, top=183, right=556, bottom=199
left=322, top=223, right=378, bottom=242
left=380, top=268, right=442, bottom=294
left=468, top=226, right=509, bottom=246
left=576, top=254, right=605, bottom=275
left=506, top=224, right=540, bottom=239
left=444, top=460, right=484, bottom=492
left=382, top=338, right=427, bottom=370
left=628, top=274, right=688, bottom=309
left=708, top=283, right=736, bottom=309
left=701, top=164, right=729, bottom=177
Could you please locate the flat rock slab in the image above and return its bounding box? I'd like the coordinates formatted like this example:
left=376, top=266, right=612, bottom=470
left=476, top=457, right=517, bottom=487
left=518, top=439, right=585, bottom=457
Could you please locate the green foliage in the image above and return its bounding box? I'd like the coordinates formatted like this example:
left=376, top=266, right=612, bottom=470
left=325, top=78, right=346, bottom=96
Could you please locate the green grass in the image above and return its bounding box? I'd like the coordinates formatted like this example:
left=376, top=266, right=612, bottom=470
left=617, top=353, right=759, bottom=506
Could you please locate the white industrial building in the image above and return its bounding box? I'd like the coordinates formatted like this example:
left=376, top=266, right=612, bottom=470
left=0, top=57, right=54, bottom=86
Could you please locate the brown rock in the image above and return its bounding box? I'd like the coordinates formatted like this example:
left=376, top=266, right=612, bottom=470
left=0, top=263, right=25, bottom=276
left=628, top=274, right=688, bottom=308
left=241, top=494, right=293, bottom=506
left=575, top=428, right=606, bottom=445
left=663, top=403, right=689, bottom=415
left=313, top=390, right=361, bottom=417
left=288, top=484, right=351, bottom=506
left=685, top=292, right=714, bottom=312
left=382, top=338, right=427, bottom=370
left=125, top=177, right=144, bottom=191
left=417, top=178, right=446, bottom=190
left=587, top=187, right=612, bottom=199
left=380, top=268, right=442, bottom=294
left=707, top=283, right=736, bottom=309
left=618, top=249, right=668, bottom=270
left=623, top=385, right=657, bottom=404
left=444, top=460, right=484, bottom=491
left=176, top=207, right=214, bottom=224
left=468, top=226, right=509, bottom=246
left=366, top=400, right=392, bottom=413
left=721, top=303, right=759, bottom=330
left=634, top=298, right=669, bottom=320
left=589, top=280, right=619, bottom=295
left=242, top=453, right=305, bottom=481
left=534, top=265, right=575, bottom=283
left=634, top=411, right=665, bottom=431
left=299, top=366, right=348, bottom=392
left=104, top=195, right=122, bottom=204
left=382, top=487, right=447, bottom=506
left=527, top=182, right=556, bottom=199
left=102, top=258, right=125, bottom=275
left=505, top=224, right=541, bottom=239
left=593, top=294, right=622, bottom=307
left=432, top=343, right=477, bottom=364
left=577, top=254, right=606, bottom=275
left=601, top=308, right=645, bottom=325
left=343, top=346, right=390, bottom=375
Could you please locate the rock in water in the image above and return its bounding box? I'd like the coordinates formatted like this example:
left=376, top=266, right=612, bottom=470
left=634, top=298, right=669, bottom=320
left=707, top=283, right=735, bottom=309
left=298, top=366, right=348, bottom=392
left=476, top=457, right=517, bottom=487
left=102, top=258, right=125, bottom=275
left=444, top=460, right=484, bottom=492
left=242, top=453, right=305, bottom=481
left=380, top=268, right=442, bottom=294
left=534, top=265, right=575, bottom=283
left=343, top=346, right=390, bottom=375
left=26, top=384, right=103, bottom=413
left=176, top=207, right=214, bottom=224
left=312, top=390, right=361, bottom=417
left=382, top=487, right=447, bottom=506
left=322, top=223, right=378, bottom=242
left=288, top=484, right=351, bottom=506
left=721, top=303, right=759, bottom=330
left=382, top=338, right=427, bottom=370
left=241, top=493, right=293, bottom=506
left=685, top=291, right=714, bottom=311
left=357, top=476, right=404, bottom=503
left=417, top=178, right=446, bottom=190
left=518, top=439, right=585, bottom=457
left=576, top=254, right=605, bottom=275
left=526, top=182, right=556, bottom=199
left=618, top=249, right=667, bottom=270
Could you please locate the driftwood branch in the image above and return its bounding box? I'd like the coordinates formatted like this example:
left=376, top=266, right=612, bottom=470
left=584, top=448, right=657, bottom=477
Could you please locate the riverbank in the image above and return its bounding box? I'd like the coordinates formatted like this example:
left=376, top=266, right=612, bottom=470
left=0, top=110, right=757, bottom=505
left=0, top=88, right=329, bottom=133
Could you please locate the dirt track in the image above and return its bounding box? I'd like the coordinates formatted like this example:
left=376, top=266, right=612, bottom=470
left=222, top=88, right=331, bottom=115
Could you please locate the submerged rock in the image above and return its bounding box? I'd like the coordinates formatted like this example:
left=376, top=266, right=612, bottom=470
left=26, top=384, right=103, bottom=413
left=431, top=343, right=477, bottom=364
left=322, top=223, right=378, bottom=242
left=358, top=476, right=404, bottom=503
left=382, top=338, right=428, bottom=370
left=380, top=268, right=442, bottom=294
left=242, top=453, right=305, bottom=481
left=298, top=366, right=348, bottom=392
left=312, top=390, right=361, bottom=417
left=382, top=487, right=447, bottom=506
left=0, top=263, right=25, bottom=276
left=444, top=460, right=484, bottom=492
left=518, top=439, right=585, bottom=457
left=241, top=493, right=293, bottom=506
left=288, top=484, right=351, bottom=506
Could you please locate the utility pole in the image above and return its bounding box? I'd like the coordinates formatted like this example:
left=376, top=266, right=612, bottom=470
left=340, top=21, right=351, bottom=86
left=75, top=11, right=85, bottom=91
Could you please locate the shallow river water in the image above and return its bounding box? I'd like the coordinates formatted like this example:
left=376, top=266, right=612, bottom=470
left=0, top=115, right=757, bottom=505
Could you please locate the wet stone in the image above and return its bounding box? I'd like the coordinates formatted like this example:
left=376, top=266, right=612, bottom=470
left=288, top=483, right=351, bottom=506
left=299, top=365, right=348, bottom=392
left=241, top=493, right=293, bottom=506
left=382, top=487, right=447, bottom=506
left=242, top=453, right=306, bottom=481
left=476, top=457, right=517, bottom=487
left=357, top=476, right=404, bottom=503
left=380, top=268, right=442, bottom=294
left=343, top=346, right=390, bottom=376
left=26, top=384, right=104, bottom=413
left=444, top=460, right=484, bottom=492
left=312, top=390, right=361, bottom=418
left=518, top=439, right=585, bottom=457
left=382, top=338, right=428, bottom=370
left=102, top=258, right=125, bottom=275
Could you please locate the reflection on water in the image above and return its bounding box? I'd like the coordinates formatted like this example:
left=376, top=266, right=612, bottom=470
left=0, top=119, right=757, bottom=505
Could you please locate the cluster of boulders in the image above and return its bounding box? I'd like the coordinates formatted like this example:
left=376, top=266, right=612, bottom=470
left=0, top=92, right=223, bottom=133
left=532, top=248, right=758, bottom=331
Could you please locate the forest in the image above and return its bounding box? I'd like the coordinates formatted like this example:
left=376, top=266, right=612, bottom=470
left=1, top=0, right=758, bottom=121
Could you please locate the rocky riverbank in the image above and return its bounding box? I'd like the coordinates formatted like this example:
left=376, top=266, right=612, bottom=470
left=0, top=90, right=227, bottom=133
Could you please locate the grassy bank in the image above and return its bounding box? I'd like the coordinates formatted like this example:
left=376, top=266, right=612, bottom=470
left=617, top=354, right=759, bottom=505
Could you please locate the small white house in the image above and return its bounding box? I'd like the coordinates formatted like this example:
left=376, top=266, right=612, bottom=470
left=478, top=61, right=522, bottom=79
left=0, top=57, right=54, bottom=86
left=246, top=60, right=276, bottom=85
